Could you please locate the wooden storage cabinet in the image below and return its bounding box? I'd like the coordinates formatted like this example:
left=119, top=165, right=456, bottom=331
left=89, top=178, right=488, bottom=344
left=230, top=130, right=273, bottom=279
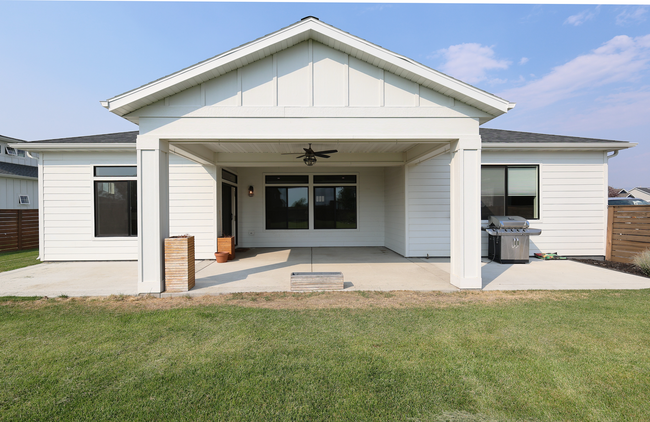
left=218, top=236, right=235, bottom=260
left=164, top=235, right=195, bottom=292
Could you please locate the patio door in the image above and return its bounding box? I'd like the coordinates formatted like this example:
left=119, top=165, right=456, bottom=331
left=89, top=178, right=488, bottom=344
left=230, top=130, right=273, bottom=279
left=221, top=183, right=237, bottom=244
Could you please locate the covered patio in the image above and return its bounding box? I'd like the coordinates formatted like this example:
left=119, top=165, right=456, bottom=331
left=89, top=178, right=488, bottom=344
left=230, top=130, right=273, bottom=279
left=2, top=247, right=650, bottom=297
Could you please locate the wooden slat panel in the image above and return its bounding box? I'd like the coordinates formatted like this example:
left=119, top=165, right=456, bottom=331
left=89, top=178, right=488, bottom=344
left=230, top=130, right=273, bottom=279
left=0, top=209, right=39, bottom=252
left=607, top=205, right=650, bottom=263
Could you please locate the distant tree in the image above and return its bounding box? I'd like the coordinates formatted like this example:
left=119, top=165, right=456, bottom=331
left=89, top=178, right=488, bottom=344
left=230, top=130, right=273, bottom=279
left=608, top=186, right=621, bottom=197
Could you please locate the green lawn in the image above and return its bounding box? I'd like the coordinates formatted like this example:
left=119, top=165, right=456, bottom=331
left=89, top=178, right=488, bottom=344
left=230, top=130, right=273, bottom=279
left=1, top=291, right=649, bottom=421
left=0, top=248, right=40, bottom=272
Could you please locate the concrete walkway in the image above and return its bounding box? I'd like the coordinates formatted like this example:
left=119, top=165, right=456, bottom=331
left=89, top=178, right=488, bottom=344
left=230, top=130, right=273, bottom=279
left=0, top=247, right=648, bottom=297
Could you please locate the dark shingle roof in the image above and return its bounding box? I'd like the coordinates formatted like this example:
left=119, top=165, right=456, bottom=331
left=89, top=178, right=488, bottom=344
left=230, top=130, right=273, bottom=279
left=30, top=131, right=138, bottom=144
left=0, top=134, right=25, bottom=143
left=25, top=128, right=627, bottom=145
left=480, top=128, right=626, bottom=143
left=0, top=162, right=38, bottom=179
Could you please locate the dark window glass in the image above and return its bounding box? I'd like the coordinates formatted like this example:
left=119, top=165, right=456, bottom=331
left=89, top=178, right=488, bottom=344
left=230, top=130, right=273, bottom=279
left=94, top=166, right=137, bottom=177
left=314, top=186, right=357, bottom=229
left=481, top=166, right=538, bottom=220
left=265, top=187, right=309, bottom=229
left=265, top=175, right=309, bottom=184
left=314, top=175, right=357, bottom=184
left=222, top=170, right=238, bottom=184
left=95, top=181, right=137, bottom=237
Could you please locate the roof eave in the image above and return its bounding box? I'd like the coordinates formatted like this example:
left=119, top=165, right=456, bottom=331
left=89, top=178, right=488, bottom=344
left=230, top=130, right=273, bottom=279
left=9, top=143, right=136, bottom=152
left=483, top=142, right=636, bottom=151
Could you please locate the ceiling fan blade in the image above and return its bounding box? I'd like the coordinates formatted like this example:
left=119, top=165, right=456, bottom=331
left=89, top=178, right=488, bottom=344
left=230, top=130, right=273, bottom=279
left=314, top=150, right=338, bottom=154
left=314, top=154, right=330, bottom=158
left=296, top=155, right=306, bottom=158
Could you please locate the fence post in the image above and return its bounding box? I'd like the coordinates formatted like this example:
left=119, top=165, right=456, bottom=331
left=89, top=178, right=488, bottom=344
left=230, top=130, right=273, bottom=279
left=606, top=206, right=613, bottom=261
left=17, top=210, right=23, bottom=250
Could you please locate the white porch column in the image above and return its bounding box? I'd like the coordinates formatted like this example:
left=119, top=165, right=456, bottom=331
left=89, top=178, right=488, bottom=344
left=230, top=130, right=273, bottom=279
left=136, top=136, right=170, bottom=294
left=449, top=135, right=482, bottom=289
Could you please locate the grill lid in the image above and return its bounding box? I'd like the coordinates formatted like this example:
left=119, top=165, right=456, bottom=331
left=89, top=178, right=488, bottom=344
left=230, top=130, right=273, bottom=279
left=488, top=216, right=530, bottom=229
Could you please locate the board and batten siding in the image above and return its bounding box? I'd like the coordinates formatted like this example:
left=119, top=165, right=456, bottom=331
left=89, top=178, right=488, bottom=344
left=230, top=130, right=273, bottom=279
left=41, top=152, right=216, bottom=261
left=481, top=150, right=608, bottom=257
left=140, top=40, right=467, bottom=113
left=236, top=167, right=385, bottom=248
left=0, top=178, right=38, bottom=209
left=384, top=166, right=406, bottom=255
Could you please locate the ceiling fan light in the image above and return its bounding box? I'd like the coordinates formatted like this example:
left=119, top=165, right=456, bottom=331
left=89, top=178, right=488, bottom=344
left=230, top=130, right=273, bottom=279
left=303, top=156, right=317, bottom=166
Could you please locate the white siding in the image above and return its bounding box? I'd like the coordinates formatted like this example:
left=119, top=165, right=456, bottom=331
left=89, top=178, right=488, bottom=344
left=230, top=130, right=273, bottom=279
left=158, top=41, right=475, bottom=115
left=41, top=152, right=217, bottom=261
left=0, top=177, right=38, bottom=209
left=41, top=151, right=138, bottom=261
left=384, top=166, right=406, bottom=255
left=237, top=167, right=385, bottom=247
left=481, top=150, right=608, bottom=257
left=169, top=154, right=217, bottom=259
left=403, top=150, right=609, bottom=258
left=406, top=154, right=451, bottom=257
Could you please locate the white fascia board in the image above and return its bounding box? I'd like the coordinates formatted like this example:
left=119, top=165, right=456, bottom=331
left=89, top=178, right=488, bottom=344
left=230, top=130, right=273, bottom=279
left=105, top=18, right=512, bottom=118
left=482, top=142, right=636, bottom=151
left=9, top=143, right=136, bottom=152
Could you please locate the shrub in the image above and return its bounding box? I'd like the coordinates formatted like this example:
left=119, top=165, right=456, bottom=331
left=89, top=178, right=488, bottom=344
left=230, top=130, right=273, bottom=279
left=633, top=249, right=650, bottom=277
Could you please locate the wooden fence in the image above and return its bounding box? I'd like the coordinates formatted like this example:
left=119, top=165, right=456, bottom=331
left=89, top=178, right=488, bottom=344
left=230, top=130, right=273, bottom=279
left=606, top=205, right=650, bottom=264
left=0, top=210, right=39, bottom=252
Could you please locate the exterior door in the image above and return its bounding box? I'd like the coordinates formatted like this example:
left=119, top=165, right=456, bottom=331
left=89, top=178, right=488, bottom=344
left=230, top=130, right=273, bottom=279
left=221, top=183, right=237, bottom=244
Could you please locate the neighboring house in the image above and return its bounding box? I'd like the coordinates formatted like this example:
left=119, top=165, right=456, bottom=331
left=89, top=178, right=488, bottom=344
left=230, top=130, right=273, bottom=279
left=628, top=187, right=650, bottom=201
left=13, top=17, right=635, bottom=292
left=0, top=134, right=38, bottom=209
left=610, top=188, right=634, bottom=198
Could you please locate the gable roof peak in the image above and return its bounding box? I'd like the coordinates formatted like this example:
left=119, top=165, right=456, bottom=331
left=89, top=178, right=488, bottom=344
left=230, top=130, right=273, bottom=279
left=103, top=18, right=515, bottom=120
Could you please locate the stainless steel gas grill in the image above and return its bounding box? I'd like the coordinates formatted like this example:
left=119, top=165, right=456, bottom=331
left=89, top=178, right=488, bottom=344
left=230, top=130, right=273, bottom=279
left=484, top=216, right=542, bottom=264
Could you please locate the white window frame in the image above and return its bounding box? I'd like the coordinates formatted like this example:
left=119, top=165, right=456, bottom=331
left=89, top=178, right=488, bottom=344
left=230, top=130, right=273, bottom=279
left=18, top=195, right=30, bottom=205
left=91, top=165, right=138, bottom=239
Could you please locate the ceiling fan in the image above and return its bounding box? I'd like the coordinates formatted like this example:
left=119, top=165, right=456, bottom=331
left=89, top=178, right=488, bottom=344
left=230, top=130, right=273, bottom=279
left=283, top=143, right=338, bottom=166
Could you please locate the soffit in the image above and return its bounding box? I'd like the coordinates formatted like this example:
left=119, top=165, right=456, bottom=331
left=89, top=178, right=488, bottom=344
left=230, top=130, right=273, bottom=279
left=182, top=141, right=428, bottom=154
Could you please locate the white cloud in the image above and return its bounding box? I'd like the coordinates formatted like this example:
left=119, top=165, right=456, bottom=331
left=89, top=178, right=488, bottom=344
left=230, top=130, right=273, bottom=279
left=616, top=7, right=648, bottom=26
left=435, top=43, right=510, bottom=84
left=559, top=87, right=650, bottom=132
left=519, top=57, right=529, bottom=65
left=498, top=34, right=650, bottom=110
left=564, top=7, right=599, bottom=26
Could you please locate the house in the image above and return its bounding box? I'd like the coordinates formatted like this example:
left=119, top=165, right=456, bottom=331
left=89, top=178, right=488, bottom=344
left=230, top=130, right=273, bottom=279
left=0, top=134, right=38, bottom=209
left=628, top=187, right=650, bottom=201
left=12, top=17, right=635, bottom=293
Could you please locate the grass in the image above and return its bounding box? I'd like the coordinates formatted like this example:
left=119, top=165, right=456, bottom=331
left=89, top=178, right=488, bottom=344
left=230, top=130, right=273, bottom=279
left=1, top=290, right=649, bottom=421
left=0, top=248, right=40, bottom=272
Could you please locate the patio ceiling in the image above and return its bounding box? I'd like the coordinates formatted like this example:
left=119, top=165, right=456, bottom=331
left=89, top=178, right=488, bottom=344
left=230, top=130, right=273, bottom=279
left=186, top=141, right=431, bottom=154
left=168, top=140, right=452, bottom=167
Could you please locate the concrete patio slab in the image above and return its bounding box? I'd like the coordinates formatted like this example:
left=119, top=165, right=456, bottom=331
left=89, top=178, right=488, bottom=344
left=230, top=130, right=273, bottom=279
left=0, top=261, right=138, bottom=297
left=1, top=247, right=648, bottom=297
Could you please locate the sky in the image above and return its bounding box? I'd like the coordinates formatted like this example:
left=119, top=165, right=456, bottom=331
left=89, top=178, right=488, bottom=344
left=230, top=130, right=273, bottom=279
left=1, top=1, right=649, bottom=189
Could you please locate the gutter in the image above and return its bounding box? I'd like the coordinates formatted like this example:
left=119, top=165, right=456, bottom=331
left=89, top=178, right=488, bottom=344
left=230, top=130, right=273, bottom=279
left=483, top=142, right=636, bottom=152
left=8, top=143, right=136, bottom=152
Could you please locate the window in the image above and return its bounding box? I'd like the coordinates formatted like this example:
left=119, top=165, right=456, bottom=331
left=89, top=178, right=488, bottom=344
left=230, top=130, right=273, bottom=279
left=222, top=170, right=238, bottom=184
left=314, top=186, right=357, bottom=229
left=5, top=146, right=17, bottom=156
left=18, top=195, right=30, bottom=205
left=265, top=187, right=309, bottom=229
left=94, top=166, right=137, bottom=177
left=94, top=166, right=137, bottom=237
left=481, top=165, right=539, bottom=220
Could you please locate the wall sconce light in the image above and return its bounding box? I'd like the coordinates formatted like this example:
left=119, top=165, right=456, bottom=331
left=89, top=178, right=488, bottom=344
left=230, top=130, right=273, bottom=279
left=248, top=186, right=254, bottom=197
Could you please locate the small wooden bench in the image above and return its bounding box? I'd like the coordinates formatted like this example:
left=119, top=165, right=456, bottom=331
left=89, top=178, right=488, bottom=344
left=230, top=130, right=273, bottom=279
left=290, top=272, right=344, bottom=291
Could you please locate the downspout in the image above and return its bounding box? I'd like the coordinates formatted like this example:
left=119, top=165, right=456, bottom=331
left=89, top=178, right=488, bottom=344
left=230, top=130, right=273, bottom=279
left=607, top=150, right=619, bottom=160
